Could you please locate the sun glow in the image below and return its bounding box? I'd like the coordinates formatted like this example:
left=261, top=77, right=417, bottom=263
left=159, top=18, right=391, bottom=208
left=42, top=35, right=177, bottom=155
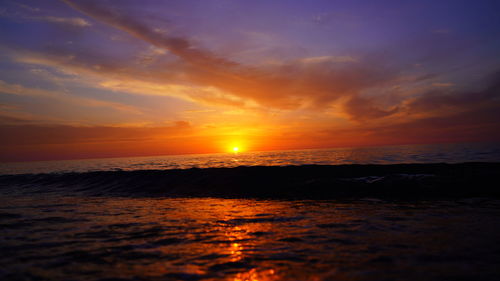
left=224, top=137, right=250, bottom=154
left=227, top=140, right=245, bottom=153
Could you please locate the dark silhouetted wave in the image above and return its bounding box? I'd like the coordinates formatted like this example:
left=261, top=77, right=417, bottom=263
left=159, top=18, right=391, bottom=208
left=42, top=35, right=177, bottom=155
left=1, top=163, right=500, bottom=199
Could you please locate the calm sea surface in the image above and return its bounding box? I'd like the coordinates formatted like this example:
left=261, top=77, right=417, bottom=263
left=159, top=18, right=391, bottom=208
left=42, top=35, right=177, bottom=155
left=1, top=142, right=500, bottom=175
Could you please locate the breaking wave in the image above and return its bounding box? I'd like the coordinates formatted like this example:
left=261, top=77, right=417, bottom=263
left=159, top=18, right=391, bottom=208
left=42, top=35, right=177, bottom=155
left=1, top=163, right=500, bottom=198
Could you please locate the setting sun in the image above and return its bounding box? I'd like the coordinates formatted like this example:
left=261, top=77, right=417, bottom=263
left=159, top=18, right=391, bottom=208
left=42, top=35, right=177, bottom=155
left=226, top=139, right=246, bottom=153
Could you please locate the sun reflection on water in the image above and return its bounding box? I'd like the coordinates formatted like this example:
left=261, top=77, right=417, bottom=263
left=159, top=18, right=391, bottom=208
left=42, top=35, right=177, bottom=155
left=103, top=198, right=306, bottom=280
left=232, top=268, right=279, bottom=281
left=6, top=196, right=494, bottom=281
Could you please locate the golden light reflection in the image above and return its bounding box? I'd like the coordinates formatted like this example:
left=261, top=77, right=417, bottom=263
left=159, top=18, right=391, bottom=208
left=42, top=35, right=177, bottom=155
left=230, top=242, right=243, bottom=262
left=216, top=203, right=281, bottom=280
left=232, top=268, right=280, bottom=281
left=224, top=226, right=245, bottom=262
left=154, top=199, right=285, bottom=281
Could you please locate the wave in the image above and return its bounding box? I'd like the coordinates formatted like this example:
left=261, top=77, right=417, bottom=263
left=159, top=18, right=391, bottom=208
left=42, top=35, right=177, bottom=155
left=1, top=163, right=500, bottom=198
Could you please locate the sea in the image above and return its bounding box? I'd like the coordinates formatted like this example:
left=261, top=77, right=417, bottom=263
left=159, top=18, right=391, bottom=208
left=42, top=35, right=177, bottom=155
left=1, top=142, right=500, bottom=281
left=2, top=142, right=500, bottom=175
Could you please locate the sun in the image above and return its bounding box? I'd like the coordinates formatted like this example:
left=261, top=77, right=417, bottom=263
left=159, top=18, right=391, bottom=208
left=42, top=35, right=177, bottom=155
left=226, top=139, right=246, bottom=153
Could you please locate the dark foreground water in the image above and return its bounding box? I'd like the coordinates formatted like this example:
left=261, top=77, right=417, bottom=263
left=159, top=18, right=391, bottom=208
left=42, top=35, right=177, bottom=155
left=2, top=195, right=500, bottom=281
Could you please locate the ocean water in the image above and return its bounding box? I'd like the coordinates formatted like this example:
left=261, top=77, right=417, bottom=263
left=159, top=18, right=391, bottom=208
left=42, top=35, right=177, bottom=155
left=2, top=143, right=500, bottom=280
left=2, top=196, right=500, bottom=281
left=1, top=142, right=500, bottom=175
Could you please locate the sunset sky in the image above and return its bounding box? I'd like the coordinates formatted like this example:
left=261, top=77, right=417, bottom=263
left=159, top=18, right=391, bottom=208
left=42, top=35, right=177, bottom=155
left=1, top=0, right=500, bottom=161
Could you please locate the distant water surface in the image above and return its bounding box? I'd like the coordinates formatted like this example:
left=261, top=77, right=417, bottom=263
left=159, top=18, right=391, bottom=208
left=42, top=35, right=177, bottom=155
left=1, top=142, right=500, bottom=175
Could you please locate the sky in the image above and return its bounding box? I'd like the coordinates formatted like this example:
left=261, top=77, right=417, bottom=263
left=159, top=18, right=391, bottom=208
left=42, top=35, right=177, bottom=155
left=1, top=0, right=500, bottom=161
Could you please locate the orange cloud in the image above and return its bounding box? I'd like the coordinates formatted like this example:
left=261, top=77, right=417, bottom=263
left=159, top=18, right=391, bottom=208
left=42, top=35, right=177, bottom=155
left=61, top=0, right=399, bottom=114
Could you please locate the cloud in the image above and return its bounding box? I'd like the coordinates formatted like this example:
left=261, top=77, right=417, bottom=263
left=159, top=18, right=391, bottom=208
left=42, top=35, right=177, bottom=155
left=0, top=103, right=56, bottom=125
left=0, top=121, right=192, bottom=146
left=6, top=0, right=492, bottom=129
left=365, top=104, right=500, bottom=144
left=6, top=29, right=395, bottom=115
left=0, top=79, right=142, bottom=115
left=0, top=121, right=197, bottom=162
left=431, top=82, right=454, bottom=87
left=0, top=2, right=90, bottom=27
left=414, top=73, right=438, bottom=82
left=0, top=112, right=33, bottom=124
left=291, top=100, right=500, bottom=149
left=300, top=70, right=500, bottom=146
left=299, top=55, right=358, bottom=64
left=16, top=3, right=40, bottom=13
left=59, top=0, right=399, bottom=113
left=343, top=95, right=399, bottom=121
left=405, top=71, right=500, bottom=116
left=4, top=47, right=253, bottom=110
left=35, top=16, right=91, bottom=27
left=61, top=0, right=222, bottom=66
left=351, top=72, right=500, bottom=142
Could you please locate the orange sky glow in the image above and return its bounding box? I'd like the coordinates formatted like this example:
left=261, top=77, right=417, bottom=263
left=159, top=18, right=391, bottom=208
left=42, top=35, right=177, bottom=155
left=1, top=0, right=500, bottom=161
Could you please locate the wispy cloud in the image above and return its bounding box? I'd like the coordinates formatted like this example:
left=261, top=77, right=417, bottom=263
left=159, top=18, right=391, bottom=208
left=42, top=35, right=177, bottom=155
left=15, top=3, right=40, bottom=13
left=0, top=80, right=141, bottom=115
left=60, top=0, right=399, bottom=115
left=431, top=82, right=454, bottom=87
left=34, top=16, right=91, bottom=27
left=299, top=55, right=358, bottom=64
left=0, top=2, right=91, bottom=27
left=3, top=0, right=490, bottom=128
